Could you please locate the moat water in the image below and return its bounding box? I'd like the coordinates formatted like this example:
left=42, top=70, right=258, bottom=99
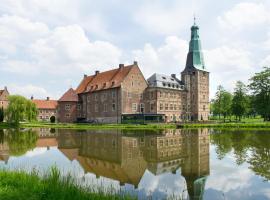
left=0, top=128, right=270, bottom=200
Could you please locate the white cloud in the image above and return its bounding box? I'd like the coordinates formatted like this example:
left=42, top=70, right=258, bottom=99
left=134, top=2, right=191, bottom=35
left=205, top=46, right=255, bottom=96
left=218, top=2, right=270, bottom=31
left=0, top=15, right=122, bottom=77
left=132, top=36, right=188, bottom=78
left=9, top=83, right=52, bottom=99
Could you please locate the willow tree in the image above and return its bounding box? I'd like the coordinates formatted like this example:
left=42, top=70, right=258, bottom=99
left=5, top=95, right=37, bottom=125
left=249, top=67, right=270, bottom=121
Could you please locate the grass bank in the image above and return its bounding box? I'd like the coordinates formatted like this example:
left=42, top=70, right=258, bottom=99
left=181, top=122, right=270, bottom=129
left=0, top=168, right=135, bottom=200
left=1, top=121, right=270, bottom=130
left=0, top=122, right=176, bottom=130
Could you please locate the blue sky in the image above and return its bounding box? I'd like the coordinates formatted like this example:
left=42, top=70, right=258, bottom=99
left=0, top=0, right=269, bottom=99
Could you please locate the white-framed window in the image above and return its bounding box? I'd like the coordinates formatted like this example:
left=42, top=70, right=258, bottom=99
left=87, top=95, right=91, bottom=102
left=132, top=103, right=137, bottom=112
left=39, top=116, right=43, bottom=119
left=102, top=93, right=107, bottom=100
left=150, top=103, right=154, bottom=111
left=95, top=104, right=98, bottom=112
left=165, top=104, right=168, bottom=110
left=140, top=103, right=144, bottom=113
left=65, top=113, right=70, bottom=118
left=160, top=103, right=163, bottom=110
left=112, top=103, right=116, bottom=112
left=104, top=104, right=107, bottom=112
left=112, top=91, right=116, bottom=98
left=65, top=104, right=71, bottom=111
left=95, top=94, right=98, bottom=101
left=77, top=104, right=81, bottom=110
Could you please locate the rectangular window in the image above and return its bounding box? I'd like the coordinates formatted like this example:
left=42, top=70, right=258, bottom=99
left=104, top=104, right=107, bottom=112
left=87, top=95, right=90, bottom=102
left=112, top=91, right=116, bottom=98
left=150, top=103, right=154, bottom=111
left=132, top=103, right=137, bottom=112
left=65, top=104, right=71, bottom=111
left=170, top=104, right=173, bottom=110
left=160, top=103, right=163, bottom=110
left=77, top=104, right=81, bottom=110
left=103, top=93, right=107, bottom=100
left=128, top=92, right=131, bottom=98
left=65, top=113, right=70, bottom=118
left=174, top=104, right=177, bottom=110
left=159, top=92, right=162, bottom=98
left=140, top=103, right=144, bottom=113
left=165, top=104, right=168, bottom=110
left=95, top=94, right=98, bottom=101
left=150, top=92, right=154, bottom=99
left=112, top=103, right=116, bottom=111
left=95, top=104, right=98, bottom=112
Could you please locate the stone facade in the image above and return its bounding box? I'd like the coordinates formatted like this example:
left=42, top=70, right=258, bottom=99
left=0, top=87, right=9, bottom=110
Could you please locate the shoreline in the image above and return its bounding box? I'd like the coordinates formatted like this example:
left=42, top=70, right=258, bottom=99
left=1, top=121, right=270, bottom=130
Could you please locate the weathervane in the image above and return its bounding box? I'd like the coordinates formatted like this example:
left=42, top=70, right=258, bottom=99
left=193, top=13, right=196, bottom=25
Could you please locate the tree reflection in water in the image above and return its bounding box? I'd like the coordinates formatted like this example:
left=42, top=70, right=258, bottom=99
left=211, top=130, right=270, bottom=181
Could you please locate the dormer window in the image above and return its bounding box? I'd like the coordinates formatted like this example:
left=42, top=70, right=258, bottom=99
left=168, top=83, right=171, bottom=87
left=95, top=85, right=98, bottom=89
left=112, top=81, right=115, bottom=86
left=171, top=78, right=174, bottom=81
left=162, top=77, right=166, bottom=80
left=162, top=82, right=166, bottom=87
left=103, top=83, right=106, bottom=87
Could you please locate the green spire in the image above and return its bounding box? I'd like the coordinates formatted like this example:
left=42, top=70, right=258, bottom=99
left=185, top=18, right=206, bottom=70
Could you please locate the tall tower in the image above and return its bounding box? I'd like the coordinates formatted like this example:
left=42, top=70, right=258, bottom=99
left=181, top=19, right=209, bottom=121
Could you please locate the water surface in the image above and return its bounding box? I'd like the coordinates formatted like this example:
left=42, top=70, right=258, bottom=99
left=0, top=128, right=269, bottom=200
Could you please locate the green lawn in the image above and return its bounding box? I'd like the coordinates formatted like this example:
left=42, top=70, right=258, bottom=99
left=0, top=168, right=135, bottom=200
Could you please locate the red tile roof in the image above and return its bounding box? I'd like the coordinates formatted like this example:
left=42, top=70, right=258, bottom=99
left=76, top=64, right=135, bottom=94
left=32, top=99, right=58, bottom=110
left=58, top=88, right=78, bottom=102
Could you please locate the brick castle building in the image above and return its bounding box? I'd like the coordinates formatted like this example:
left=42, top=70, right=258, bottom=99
left=32, top=97, right=58, bottom=122
left=58, top=21, right=209, bottom=123
left=0, top=87, right=9, bottom=110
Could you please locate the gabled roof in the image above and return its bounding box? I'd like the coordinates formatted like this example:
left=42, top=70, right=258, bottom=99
left=76, top=64, right=135, bottom=94
left=58, top=88, right=78, bottom=102
left=32, top=99, right=58, bottom=109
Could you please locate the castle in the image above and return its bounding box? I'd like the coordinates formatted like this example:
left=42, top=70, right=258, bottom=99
left=57, top=21, right=209, bottom=123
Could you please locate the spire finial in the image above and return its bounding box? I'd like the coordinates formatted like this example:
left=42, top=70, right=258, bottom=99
left=193, top=13, right=196, bottom=25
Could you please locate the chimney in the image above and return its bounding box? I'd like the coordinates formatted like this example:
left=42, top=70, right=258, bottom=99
left=133, top=61, right=138, bottom=65
left=31, top=96, right=34, bottom=100
left=95, top=70, right=100, bottom=75
left=119, top=64, right=124, bottom=69
left=46, top=97, right=50, bottom=101
left=84, top=74, right=87, bottom=78
left=171, top=74, right=176, bottom=79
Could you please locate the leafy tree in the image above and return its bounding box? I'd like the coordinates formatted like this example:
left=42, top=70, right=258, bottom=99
left=212, top=85, right=232, bottom=121
left=249, top=67, right=270, bottom=121
left=5, top=95, right=37, bottom=125
left=231, top=81, right=248, bottom=121
left=0, top=107, right=4, bottom=122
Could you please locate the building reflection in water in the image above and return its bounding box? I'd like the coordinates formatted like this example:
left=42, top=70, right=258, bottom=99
left=56, top=128, right=210, bottom=200
left=0, top=128, right=209, bottom=200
